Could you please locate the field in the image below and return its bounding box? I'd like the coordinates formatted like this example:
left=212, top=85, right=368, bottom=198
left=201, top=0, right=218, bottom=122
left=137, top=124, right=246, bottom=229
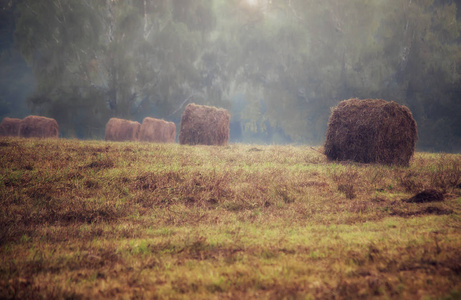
left=0, top=137, right=460, bottom=299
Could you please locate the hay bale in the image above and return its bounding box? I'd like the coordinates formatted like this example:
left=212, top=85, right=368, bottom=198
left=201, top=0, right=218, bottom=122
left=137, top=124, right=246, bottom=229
left=19, top=115, right=59, bottom=138
left=140, top=117, right=176, bottom=143
left=324, top=98, right=417, bottom=166
left=0, top=117, right=22, bottom=137
left=179, top=103, right=230, bottom=146
left=104, top=118, right=141, bottom=141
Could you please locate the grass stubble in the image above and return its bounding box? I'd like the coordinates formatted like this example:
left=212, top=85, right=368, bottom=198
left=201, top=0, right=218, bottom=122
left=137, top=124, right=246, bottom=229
left=0, top=137, right=460, bottom=299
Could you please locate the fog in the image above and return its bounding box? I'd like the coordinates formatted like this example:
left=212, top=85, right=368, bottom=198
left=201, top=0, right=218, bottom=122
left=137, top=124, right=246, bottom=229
left=1, top=0, right=461, bottom=152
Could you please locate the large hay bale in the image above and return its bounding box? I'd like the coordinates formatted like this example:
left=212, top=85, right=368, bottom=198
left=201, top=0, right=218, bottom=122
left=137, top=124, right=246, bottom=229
left=179, top=103, right=230, bottom=146
left=324, top=98, right=417, bottom=166
left=0, top=117, right=22, bottom=137
left=104, top=118, right=141, bottom=141
left=140, top=117, right=176, bottom=143
left=19, top=115, right=59, bottom=138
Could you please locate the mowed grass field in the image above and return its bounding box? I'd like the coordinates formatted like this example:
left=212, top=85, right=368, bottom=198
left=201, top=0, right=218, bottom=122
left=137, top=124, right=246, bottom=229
left=0, top=137, right=460, bottom=299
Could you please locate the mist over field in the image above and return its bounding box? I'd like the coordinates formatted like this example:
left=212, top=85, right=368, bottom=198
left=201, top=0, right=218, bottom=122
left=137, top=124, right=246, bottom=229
left=1, top=0, right=461, bottom=151
left=1, top=2, right=461, bottom=298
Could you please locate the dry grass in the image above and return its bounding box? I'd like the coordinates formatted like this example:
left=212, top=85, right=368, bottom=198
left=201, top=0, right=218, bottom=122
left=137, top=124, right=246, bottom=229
left=0, top=138, right=460, bottom=299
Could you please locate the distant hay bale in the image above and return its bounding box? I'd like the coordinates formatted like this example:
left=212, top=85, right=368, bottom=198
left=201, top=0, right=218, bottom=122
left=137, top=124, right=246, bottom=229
left=19, top=115, right=59, bottom=138
left=0, top=117, right=22, bottom=137
left=179, top=103, right=230, bottom=146
left=324, top=98, right=417, bottom=166
left=104, top=118, right=141, bottom=142
left=140, top=117, right=176, bottom=143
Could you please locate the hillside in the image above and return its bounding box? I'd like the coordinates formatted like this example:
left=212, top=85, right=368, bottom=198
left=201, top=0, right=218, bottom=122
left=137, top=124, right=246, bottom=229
left=0, top=138, right=460, bottom=299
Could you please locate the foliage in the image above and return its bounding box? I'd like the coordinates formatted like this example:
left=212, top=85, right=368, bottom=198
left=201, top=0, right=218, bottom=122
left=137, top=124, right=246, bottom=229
left=6, top=0, right=461, bottom=150
left=0, top=138, right=460, bottom=298
left=209, top=0, right=461, bottom=148
left=0, top=0, right=33, bottom=120
left=13, top=0, right=216, bottom=138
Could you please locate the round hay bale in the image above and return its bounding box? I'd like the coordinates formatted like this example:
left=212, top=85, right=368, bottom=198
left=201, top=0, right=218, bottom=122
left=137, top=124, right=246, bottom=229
left=104, top=118, right=141, bottom=142
left=140, top=117, right=176, bottom=143
left=0, top=117, right=22, bottom=137
left=179, top=103, right=230, bottom=146
left=324, top=98, right=417, bottom=166
left=19, top=115, right=59, bottom=138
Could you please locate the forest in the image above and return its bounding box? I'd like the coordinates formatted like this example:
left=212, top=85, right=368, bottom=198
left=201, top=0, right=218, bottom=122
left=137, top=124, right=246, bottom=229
left=1, top=0, right=461, bottom=152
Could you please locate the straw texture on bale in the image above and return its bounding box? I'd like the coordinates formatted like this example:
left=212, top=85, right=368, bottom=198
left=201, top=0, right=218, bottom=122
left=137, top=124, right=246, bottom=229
left=140, top=117, right=176, bottom=143
left=104, top=118, right=141, bottom=142
left=0, top=117, right=22, bottom=137
left=19, top=115, right=59, bottom=138
left=324, top=98, right=417, bottom=166
left=179, top=103, right=230, bottom=146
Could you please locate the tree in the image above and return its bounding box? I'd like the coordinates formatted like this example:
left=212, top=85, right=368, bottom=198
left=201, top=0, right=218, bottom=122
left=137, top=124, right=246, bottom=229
left=11, top=0, right=461, bottom=150
left=14, top=0, right=216, bottom=138
left=376, top=0, right=461, bottom=151
left=0, top=0, right=34, bottom=120
left=208, top=0, right=461, bottom=149
left=207, top=0, right=387, bottom=144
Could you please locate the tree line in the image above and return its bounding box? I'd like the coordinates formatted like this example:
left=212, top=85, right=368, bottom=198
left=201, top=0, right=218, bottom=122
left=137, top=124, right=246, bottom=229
left=1, top=0, right=461, bottom=152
